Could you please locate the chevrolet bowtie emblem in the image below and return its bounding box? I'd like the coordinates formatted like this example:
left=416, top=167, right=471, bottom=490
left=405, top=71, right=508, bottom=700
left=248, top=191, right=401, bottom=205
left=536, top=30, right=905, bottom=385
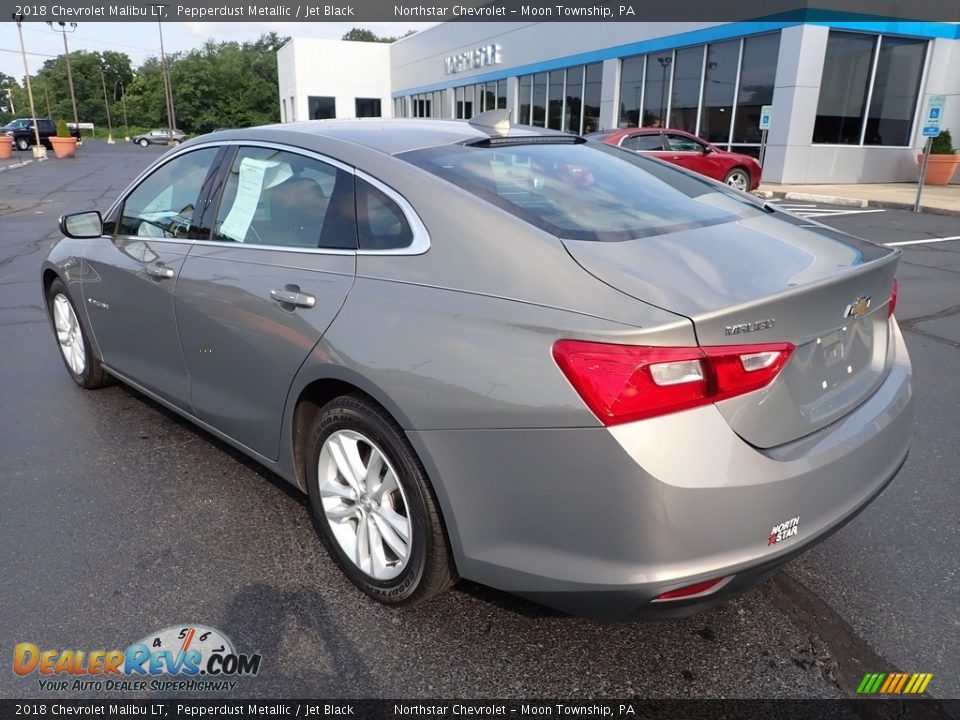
left=844, top=296, right=872, bottom=318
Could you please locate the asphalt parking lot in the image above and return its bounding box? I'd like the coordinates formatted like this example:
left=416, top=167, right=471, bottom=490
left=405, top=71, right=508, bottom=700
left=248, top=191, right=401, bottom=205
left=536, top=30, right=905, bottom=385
left=1, top=141, right=958, bottom=701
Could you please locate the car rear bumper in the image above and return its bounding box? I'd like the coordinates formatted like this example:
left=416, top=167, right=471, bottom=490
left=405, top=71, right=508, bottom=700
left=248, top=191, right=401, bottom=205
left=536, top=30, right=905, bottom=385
left=407, top=319, right=913, bottom=621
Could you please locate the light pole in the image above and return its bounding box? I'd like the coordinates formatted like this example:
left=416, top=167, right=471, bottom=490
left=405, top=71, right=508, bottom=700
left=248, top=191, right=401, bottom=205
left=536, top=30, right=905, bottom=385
left=657, top=55, right=672, bottom=128
left=98, top=66, right=114, bottom=144
left=158, top=22, right=177, bottom=146
left=12, top=13, right=44, bottom=159
left=115, top=79, right=129, bottom=141
left=47, top=22, right=80, bottom=144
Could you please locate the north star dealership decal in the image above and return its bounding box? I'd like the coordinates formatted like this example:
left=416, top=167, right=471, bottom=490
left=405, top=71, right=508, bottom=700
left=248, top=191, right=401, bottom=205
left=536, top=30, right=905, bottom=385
left=13, top=625, right=261, bottom=692
left=768, top=516, right=800, bottom=545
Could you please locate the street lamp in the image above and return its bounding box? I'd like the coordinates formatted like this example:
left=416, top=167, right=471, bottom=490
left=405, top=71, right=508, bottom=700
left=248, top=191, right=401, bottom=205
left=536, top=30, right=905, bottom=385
left=115, top=79, right=129, bottom=141
left=47, top=22, right=80, bottom=144
left=12, top=13, right=44, bottom=159
left=157, top=22, right=178, bottom=146
left=98, top=66, right=114, bottom=144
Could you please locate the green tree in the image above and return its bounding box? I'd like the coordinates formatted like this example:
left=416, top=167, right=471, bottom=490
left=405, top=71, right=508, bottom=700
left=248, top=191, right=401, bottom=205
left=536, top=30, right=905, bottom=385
left=342, top=27, right=415, bottom=43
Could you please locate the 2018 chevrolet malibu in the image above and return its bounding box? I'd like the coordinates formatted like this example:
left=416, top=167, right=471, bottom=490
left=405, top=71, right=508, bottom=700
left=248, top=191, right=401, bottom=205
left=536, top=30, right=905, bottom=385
left=41, top=113, right=912, bottom=620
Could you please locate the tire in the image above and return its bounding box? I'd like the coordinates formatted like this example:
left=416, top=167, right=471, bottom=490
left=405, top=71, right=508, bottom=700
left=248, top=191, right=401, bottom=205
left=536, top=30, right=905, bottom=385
left=138, top=138, right=149, bottom=147
left=16, top=137, right=29, bottom=151
left=45, top=277, right=112, bottom=390
left=306, top=395, right=456, bottom=606
left=724, top=167, right=751, bottom=192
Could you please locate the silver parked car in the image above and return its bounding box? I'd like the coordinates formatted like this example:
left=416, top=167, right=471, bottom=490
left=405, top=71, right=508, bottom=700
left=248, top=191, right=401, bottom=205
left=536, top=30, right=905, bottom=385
left=42, top=113, right=912, bottom=620
left=133, top=128, right=187, bottom=146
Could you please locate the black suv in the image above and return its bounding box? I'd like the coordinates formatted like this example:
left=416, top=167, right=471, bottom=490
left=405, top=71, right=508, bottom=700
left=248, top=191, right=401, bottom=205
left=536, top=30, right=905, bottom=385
left=2, top=118, right=79, bottom=151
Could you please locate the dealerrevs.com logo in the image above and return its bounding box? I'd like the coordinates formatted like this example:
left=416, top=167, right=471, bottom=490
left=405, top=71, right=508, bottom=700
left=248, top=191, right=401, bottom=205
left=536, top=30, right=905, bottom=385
left=14, top=624, right=262, bottom=692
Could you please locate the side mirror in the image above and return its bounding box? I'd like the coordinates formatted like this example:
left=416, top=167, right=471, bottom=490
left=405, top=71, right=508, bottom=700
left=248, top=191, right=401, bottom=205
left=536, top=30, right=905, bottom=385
left=702, top=145, right=714, bottom=154
left=60, top=211, right=103, bottom=239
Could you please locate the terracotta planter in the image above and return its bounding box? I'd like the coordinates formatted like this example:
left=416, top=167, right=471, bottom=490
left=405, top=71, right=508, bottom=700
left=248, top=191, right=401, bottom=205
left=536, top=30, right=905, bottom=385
left=917, top=152, right=960, bottom=186
left=50, top=136, right=78, bottom=159
left=0, top=136, right=12, bottom=160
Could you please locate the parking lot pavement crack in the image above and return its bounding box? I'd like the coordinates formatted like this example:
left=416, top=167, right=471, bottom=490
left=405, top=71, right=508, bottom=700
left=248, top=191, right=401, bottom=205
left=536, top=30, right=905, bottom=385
left=899, top=303, right=960, bottom=351
left=764, top=573, right=953, bottom=717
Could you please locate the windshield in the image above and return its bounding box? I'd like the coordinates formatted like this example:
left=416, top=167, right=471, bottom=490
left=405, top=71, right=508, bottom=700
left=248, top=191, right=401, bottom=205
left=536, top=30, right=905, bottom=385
left=399, top=140, right=765, bottom=242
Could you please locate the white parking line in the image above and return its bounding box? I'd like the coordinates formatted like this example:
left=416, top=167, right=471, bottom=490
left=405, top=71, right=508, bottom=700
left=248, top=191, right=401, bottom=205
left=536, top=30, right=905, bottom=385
left=768, top=201, right=886, bottom=219
left=884, top=235, right=960, bottom=247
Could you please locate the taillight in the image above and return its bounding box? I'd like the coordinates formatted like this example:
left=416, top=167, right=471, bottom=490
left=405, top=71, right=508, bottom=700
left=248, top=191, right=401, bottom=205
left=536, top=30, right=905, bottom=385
left=552, top=340, right=795, bottom=425
left=888, top=277, right=898, bottom=317
left=652, top=576, right=732, bottom=602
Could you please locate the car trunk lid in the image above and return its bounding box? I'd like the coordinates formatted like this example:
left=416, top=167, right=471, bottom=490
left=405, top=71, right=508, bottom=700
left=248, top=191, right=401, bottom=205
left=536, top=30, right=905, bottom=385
left=563, top=211, right=900, bottom=448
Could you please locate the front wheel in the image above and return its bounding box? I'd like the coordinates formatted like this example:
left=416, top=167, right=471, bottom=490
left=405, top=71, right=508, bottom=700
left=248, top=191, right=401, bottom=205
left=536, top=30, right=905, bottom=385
left=138, top=138, right=149, bottom=147
left=16, top=137, right=29, bottom=151
left=724, top=167, right=751, bottom=192
left=306, top=395, right=456, bottom=606
left=46, top=277, right=112, bottom=389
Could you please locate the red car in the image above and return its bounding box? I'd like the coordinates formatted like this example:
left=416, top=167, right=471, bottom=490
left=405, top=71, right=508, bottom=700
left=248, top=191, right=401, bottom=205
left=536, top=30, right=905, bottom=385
left=591, top=127, right=762, bottom=192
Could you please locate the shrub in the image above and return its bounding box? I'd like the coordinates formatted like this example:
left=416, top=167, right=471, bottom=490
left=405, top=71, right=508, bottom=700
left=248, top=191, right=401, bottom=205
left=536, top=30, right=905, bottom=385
left=930, top=129, right=954, bottom=155
left=56, top=119, right=70, bottom=138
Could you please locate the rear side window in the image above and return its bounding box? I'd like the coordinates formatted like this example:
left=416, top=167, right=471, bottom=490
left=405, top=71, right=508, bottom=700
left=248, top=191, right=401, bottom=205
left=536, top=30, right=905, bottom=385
left=621, top=133, right=663, bottom=151
left=400, top=141, right=761, bottom=242
left=211, top=147, right=356, bottom=250
left=356, top=178, right=413, bottom=251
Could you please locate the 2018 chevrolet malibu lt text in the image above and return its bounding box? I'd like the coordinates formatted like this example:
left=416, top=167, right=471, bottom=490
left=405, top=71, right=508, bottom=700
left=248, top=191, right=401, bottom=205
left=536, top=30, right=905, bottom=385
left=41, top=113, right=912, bottom=620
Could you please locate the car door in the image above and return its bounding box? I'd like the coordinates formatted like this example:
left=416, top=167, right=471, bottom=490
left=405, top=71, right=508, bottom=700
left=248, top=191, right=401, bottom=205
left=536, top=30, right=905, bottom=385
left=81, top=146, right=223, bottom=409
left=174, top=144, right=357, bottom=460
left=663, top=131, right=725, bottom=180
left=618, top=131, right=666, bottom=157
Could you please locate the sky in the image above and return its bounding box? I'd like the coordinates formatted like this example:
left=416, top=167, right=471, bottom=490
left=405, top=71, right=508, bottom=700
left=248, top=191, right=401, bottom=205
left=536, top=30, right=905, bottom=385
left=0, top=21, right=437, bottom=83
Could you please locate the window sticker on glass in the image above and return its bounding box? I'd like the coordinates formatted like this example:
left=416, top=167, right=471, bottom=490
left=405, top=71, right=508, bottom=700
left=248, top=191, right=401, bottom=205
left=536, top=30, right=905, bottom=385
left=219, top=158, right=293, bottom=242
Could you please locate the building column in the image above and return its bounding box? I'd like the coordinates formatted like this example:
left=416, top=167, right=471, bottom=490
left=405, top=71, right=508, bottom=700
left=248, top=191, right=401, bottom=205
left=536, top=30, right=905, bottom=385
left=600, top=58, right=620, bottom=132
left=762, top=24, right=829, bottom=183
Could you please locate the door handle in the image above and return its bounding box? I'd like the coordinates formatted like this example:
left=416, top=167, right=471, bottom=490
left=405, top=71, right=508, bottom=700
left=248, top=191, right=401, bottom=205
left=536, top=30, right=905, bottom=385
left=270, top=288, right=316, bottom=308
left=145, top=264, right=174, bottom=279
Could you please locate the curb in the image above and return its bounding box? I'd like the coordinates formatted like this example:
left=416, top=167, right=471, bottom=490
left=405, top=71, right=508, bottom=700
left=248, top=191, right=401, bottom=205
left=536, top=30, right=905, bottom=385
left=782, top=192, right=868, bottom=207
left=0, top=159, right=34, bottom=173
left=759, top=190, right=960, bottom=217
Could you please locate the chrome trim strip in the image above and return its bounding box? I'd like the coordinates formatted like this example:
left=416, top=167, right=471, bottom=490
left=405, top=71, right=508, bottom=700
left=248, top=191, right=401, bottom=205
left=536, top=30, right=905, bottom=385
left=355, top=169, right=431, bottom=256
left=188, top=239, right=355, bottom=256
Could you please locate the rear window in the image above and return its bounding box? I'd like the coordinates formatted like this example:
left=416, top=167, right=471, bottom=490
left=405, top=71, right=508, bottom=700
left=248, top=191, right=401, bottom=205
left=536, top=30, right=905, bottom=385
left=399, top=140, right=762, bottom=242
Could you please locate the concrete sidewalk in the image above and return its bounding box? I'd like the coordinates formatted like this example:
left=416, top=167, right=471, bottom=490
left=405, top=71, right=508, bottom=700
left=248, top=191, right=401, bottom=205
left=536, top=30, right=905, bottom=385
left=758, top=182, right=960, bottom=216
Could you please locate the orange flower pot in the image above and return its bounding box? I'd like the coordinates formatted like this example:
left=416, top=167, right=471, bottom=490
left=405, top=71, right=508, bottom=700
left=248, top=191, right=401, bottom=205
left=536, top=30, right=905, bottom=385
left=50, top=136, right=78, bottom=159
left=917, top=153, right=960, bottom=186
left=0, top=136, right=12, bottom=160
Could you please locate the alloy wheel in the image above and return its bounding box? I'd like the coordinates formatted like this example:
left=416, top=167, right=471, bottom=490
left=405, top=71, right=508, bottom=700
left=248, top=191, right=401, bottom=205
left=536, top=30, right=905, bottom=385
left=52, top=293, right=86, bottom=376
left=318, top=429, right=412, bottom=580
left=726, top=170, right=749, bottom=192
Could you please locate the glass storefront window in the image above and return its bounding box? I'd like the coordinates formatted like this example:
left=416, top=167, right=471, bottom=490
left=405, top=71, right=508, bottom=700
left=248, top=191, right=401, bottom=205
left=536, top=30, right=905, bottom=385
left=532, top=73, right=548, bottom=127
left=669, top=46, right=702, bottom=133
left=619, top=55, right=645, bottom=127
left=813, top=32, right=876, bottom=144
left=699, top=40, right=739, bottom=144
left=644, top=52, right=672, bottom=127
left=582, top=63, right=602, bottom=133
left=355, top=98, right=381, bottom=118
left=519, top=76, right=532, bottom=124
left=308, top=96, right=335, bottom=120
left=864, top=37, right=926, bottom=146
left=496, top=80, right=507, bottom=110
left=548, top=70, right=565, bottom=130
left=732, top=33, right=780, bottom=144
left=565, top=65, right=583, bottom=134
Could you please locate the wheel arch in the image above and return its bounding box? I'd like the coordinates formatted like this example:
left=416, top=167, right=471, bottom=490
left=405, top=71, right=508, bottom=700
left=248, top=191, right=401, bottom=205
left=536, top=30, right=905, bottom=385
left=286, top=369, right=462, bottom=579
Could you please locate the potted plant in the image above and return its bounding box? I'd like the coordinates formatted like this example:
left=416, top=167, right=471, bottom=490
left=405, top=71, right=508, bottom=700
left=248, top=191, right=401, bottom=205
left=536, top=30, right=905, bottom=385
left=0, top=133, right=12, bottom=160
left=49, top=119, right=78, bottom=159
left=917, top=129, right=959, bottom=186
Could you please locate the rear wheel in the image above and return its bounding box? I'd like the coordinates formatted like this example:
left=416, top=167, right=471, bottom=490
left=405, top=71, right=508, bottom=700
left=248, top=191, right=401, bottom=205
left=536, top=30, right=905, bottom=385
left=724, top=167, right=751, bottom=192
left=46, top=277, right=111, bottom=389
left=306, top=395, right=456, bottom=606
left=138, top=138, right=149, bottom=147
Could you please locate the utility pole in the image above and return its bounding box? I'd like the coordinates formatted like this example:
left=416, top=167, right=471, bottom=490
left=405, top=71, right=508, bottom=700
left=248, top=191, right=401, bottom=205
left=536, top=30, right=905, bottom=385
left=99, top=66, right=114, bottom=144
left=158, top=22, right=177, bottom=146
left=48, top=22, right=80, bottom=144
left=116, top=79, right=129, bottom=141
left=13, top=13, right=44, bottom=159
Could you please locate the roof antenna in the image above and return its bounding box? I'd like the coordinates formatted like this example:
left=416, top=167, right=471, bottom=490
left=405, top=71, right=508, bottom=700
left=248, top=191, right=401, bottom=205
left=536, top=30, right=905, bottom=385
left=468, top=109, right=511, bottom=135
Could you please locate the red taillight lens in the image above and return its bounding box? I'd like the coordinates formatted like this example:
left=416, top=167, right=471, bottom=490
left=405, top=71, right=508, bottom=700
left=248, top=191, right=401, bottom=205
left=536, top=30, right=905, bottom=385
left=652, top=576, right=732, bottom=602
left=888, top=277, right=898, bottom=318
left=552, top=340, right=794, bottom=425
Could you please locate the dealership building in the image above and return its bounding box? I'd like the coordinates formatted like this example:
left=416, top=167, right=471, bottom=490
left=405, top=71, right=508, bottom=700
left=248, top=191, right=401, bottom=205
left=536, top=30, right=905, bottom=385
left=277, top=19, right=960, bottom=183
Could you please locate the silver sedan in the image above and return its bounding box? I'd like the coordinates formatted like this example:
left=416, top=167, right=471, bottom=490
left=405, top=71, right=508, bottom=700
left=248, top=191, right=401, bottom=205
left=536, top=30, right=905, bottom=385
left=41, top=113, right=912, bottom=620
